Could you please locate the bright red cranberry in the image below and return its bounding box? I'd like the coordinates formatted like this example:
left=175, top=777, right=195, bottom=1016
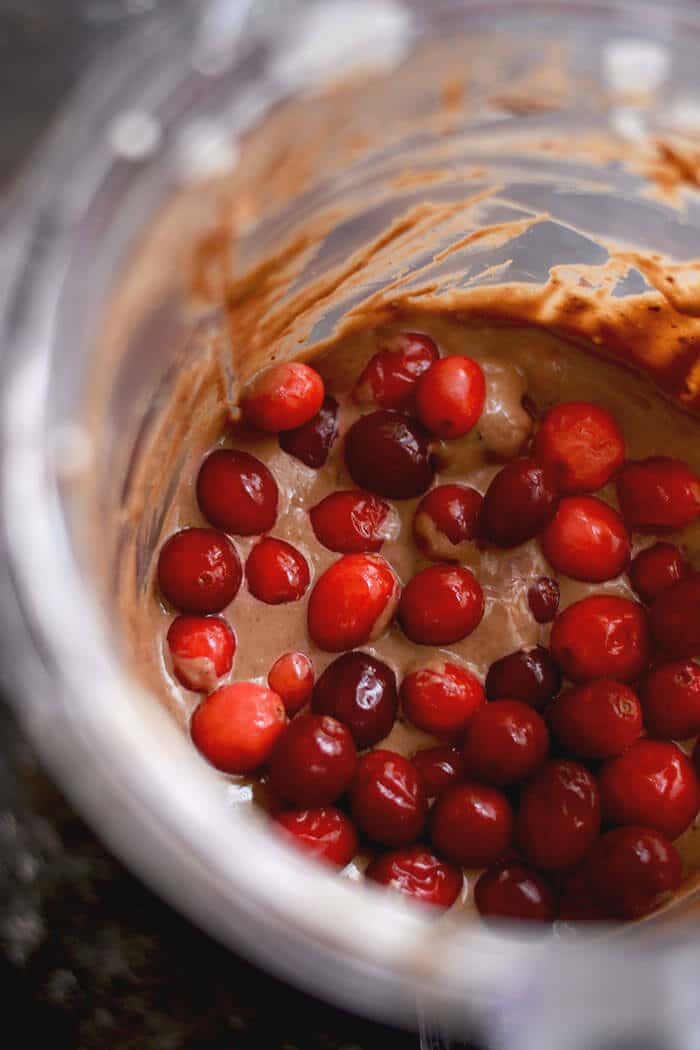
left=245, top=537, right=309, bottom=605
left=558, top=867, right=606, bottom=922
left=310, top=490, right=391, bottom=553
left=462, top=700, right=549, bottom=786
left=366, top=846, right=462, bottom=909
left=307, top=554, right=399, bottom=652
left=350, top=750, right=427, bottom=847
left=641, top=659, right=700, bottom=739
left=398, top=565, right=483, bottom=645
left=312, top=651, right=398, bottom=748
left=540, top=496, right=630, bottom=583
left=344, top=410, right=434, bottom=499
left=585, top=826, right=682, bottom=919
left=533, top=400, right=624, bottom=495
left=650, top=573, right=700, bottom=658
left=629, top=542, right=690, bottom=604
left=415, top=355, right=486, bottom=439
left=517, top=759, right=601, bottom=871
left=549, top=679, right=642, bottom=759
left=400, top=661, right=485, bottom=737
left=279, top=395, right=339, bottom=468
left=599, top=739, right=700, bottom=840
left=550, top=595, right=650, bottom=682
left=196, top=449, right=278, bottom=535
left=430, top=782, right=513, bottom=867
left=412, top=484, right=483, bottom=562
left=166, top=615, right=235, bottom=692
left=274, top=807, right=358, bottom=868
left=269, top=714, right=357, bottom=808
left=190, top=682, right=286, bottom=774
left=485, top=646, right=561, bottom=710
left=479, top=458, right=558, bottom=548
left=242, top=362, right=324, bottom=432
left=353, top=331, right=439, bottom=411
left=268, top=652, right=314, bottom=716
left=617, top=456, right=700, bottom=531
left=157, top=528, right=242, bottom=614
left=475, top=863, right=556, bottom=922
left=411, top=746, right=464, bottom=799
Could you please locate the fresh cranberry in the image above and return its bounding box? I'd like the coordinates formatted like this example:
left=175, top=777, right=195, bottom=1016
left=585, top=827, right=682, bottom=919
left=412, top=484, right=483, bottom=562
left=415, top=355, right=486, bottom=439
left=549, top=679, right=642, bottom=759
left=366, top=846, right=462, bottom=909
left=352, top=331, right=439, bottom=411
left=475, top=863, right=556, bottom=922
left=269, top=714, right=357, bottom=808
left=599, top=739, right=700, bottom=840
left=312, top=651, right=398, bottom=748
left=245, top=537, right=309, bottom=604
left=400, top=661, right=485, bottom=737
left=307, top=554, right=399, bottom=652
left=517, top=759, right=601, bottom=871
left=540, top=496, right=630, bottom=583
left=166, top=615, right=235, bottom=692
left=479, top=458, right=558, bottom=548
left=462, top=700, right=549, bottom=786
left=532, top=400, right=624, bottom=495
left=411, top=746, right=464, bottom=798
left=190, top=682, right=286, bottom=774
left=558, top=867, right=606, bottom=921
left=350, top=750, right=427, bottom=847
left=527, top=576, right=560, bottom=624
left=398, top=565, right=483, bottom=645
left=485, top=646, right=561, bottom=710
left=649, top=573, right=700, bottom=658
left=641, top=659, right=700, bottom=739
left=344, top=410, right=433, bottom=499
left=196, top=449, right=278, bottom=535
left=429, top=782, right=513, bottom=867
left=268, top=652, right=314, bottom=716
left=157, top=528, right=242, bottom=614
left=310, top=490, right=391, bottom=553
left=550, top=595, right=650, bottom=682
left=629, top=542, right=690, bottom=604
left=274, top=807, right=358, bottom=868
left=279, top=395, right=339, bottom=468
left=242, top=362, right=324, bottom=432
left=616, top=456, right=700, bottom=531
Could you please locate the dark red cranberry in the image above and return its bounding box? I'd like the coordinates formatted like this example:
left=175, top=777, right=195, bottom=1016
left=532, top=400, right=624, bottom=495
left=549, top=679, right=642, bottom=759
left=527, top=576, right=560, bottom=624
left=415, top=355, right=486, bottom=439
left=641, top=659, right=700, bottom=739
left=242, top=362, right=324, bottom=433
left=550, top=595, right=650, bottom=682
left=279, top=395, right=339, bottom=468
left=400, top=661, right=485, bottom=737
left=268, top=652, right=314, bottom=716
left=485, top=646, right=561, bottom=710
left=517, top=759, right=601, bottom=871
left=398, top=565, right=484, bottom=645
left=411, top=746, right=464, bottom=799
left=269, top=714, right=357, bottom=808
left=350, top=750, right=427, bottom=847
left=558, top=867, right=606, bottom=922
left=157, top=528, right=242, bottom=614
left=475, top=863, right=556, bottom=922
left=274, top=807, right=358, bottom=868
left=166, top=615, right=235, bottom=692
left=190, top=682, right=286, bottom=774
left=310, top=490, right=391, bottom=553
left=540, top=496, right=630, bottom=583
left=462, top=700, right=549, bottom=786
left=344, top=410, right=433, bottom=499
left=312, top=651, right=398, bottom=749
left=245, top=537, right=309, bottom=604
left=429, top=782, right=513, bottom=867
left=412, top=484, right=483, bottom=562
left=629, top=542, right=690, bottom=604
left=585, top=826, right=682, bottom=919
left=352, top=331, right=439, bottom=411
left=366, top=846, right=462, bottom=909
left=307, top=554, right=399, bottom=652
left=196, top=449, right=278, bottom=535
left=479, top=458, right=559, bottom=548
left=616, top=456, right=700, bottom=531
left=650, top=573, right=700, bottom=658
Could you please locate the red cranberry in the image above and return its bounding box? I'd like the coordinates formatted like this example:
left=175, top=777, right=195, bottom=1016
left=352, top=331, right=439, bottom=411
left=549, top=679, right=642, bottom=759
left=517, top=759, right=601, bottom=871
left=650, top=573, right=700, bottom=658
left=307, top=554, right=399, bottom=652
left=412, top=484, right=483, bottom=562
left=400, top=661, right=485, bottom=737
left=274, top=807, right=358, bottom=868
left=190, top=682, right=286, bottom=774
left=585, top=826, right=682, bottom=919
left=268, top=652, right=314, bottom=716
left=485, top=646, right=561, bottom=710
left=398, top=565, right=483, bottom=645
left=479, top=458, right=559, bottom=548
left=629, top=542, right=690, bottom=604
left=616, top=456, right=700, bottom=531
left=550, top=595, right=650, bottom=682
left=245, top=537, right=309, bottom=605
left=558, top=867, right=606, bottom=922
left=599, top=739, right=700, bottom=840
left=350, top=750, right=427, bottom=847
left=366, top=846, right=462, bottom=909
left=242, top=362, right=324, bottom=432
left=279, top=395, right=339, bottom=468
left=344, top=410, right=433, bottom=499
left=312, top=651, right=398, bottom=749
left=693, top=737, right=700, bottom=778
left=462, top=700, right=549, bottom=786
left=641, top=659, right=700, bottom=739
left=157, top=528, right=242, bottom=614
left=411, top=746, right=464, bottom=799
left=310, top=490, right=391, bottom=553
left=196, top=449, right=278, bottom=535
left=475, top=863, right=556, bottom=922
left=532, top=400, right=624, bottom=495
left=430, top=782, right=513, bottom=867
left=269, top=714, right=357, bottom=808
left=540, top=496, right=630, bottom=583
left=415, top=355, right=486, bottom=439
left=166, top=615, right=235, bottom=692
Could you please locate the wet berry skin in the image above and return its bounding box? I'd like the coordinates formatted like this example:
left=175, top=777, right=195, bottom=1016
left=398, top=564, right=484, bottom=646
left=649, top=573, right=700, bottom=658
left=310, top=490, right=391, bottom=554
left=517, top=759, right=601, bottom=872
left=616, top=456, right=700, bottom=531
left=157, top=528, right=242, bottom=614
left=245, top=537, right=310, bottom=604
left=475, top=862, right=556, bottom=923
left=274, top=807, right=358, bottom=868
left=400, top=661, right=485, bottom=737
left=196, top=449, right=278, bottom=535
left=548, top=679, right=642, bottom=759
left=350, top=750, right=427, bottom=847
left=528, top=576, right=560, bottom=623
left=190, top=682, right=286, bottom=774
left=412, top=484, right=483, bottom=562
left=411, top=746, right=464, bottom=799
left=532, top=400, right=624, bottom=495
left=269, top=714, right=357, bottom=808
left=366, top=846, right=463, bottom=910
left=279, top=395, right=339, bottom=468
left=268, top=652, right=314, bottom=716
left=415, top=355, right=486, bottom=439
left=352, top=331, right=439, bottom=411
left=485, top=646, right=561, bottom=710
left=429, top=782, right=513, bottom=868
left=242, top=362, right=325, bottom=432
left=629, top=542, right=690, bottom=605
left=344, top=410, right=434, bottom=499
left=479, top=458, right=559, bottom=548
left=641, top=659, right=700, bottom=740
left=312, top=651, right=398, bottom=749
left=585, top=826, right=682, bottom=919
left=166, top=614, right=235, bottom=692
left=540, top=496, right=630, bottom=583
left=307, top=554, right=399, bottom=652
left=550, top=595, right=650, bottom=683
left=462, top=700, right=549, bottom=787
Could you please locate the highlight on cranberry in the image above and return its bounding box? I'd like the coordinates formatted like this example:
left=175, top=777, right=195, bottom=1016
left=475, top=862, right=556, bottom=923
left=279, top=395, right=339, bottom=468
left=269, top=714, right=357, bottom=808
left=616, top=456, right=700, bottom=531
left=415, top=354, right=486, bottom=439
left=268, top=652, right=314, bottom=716
left=430, top=782, right=513, bottom=868
left=157, top=528, right=242, bottom=614
left=308, top=553, right=399, bottom=652
left=344, top=409, right=434, bottom=499
left=366, top=846, right=463, bottom=910
left=550, top=595, right=650, bottom=682
left=350, top=750, right=427, bottom=847
left=479, top=458, right=559, bottom=548
left=411, top=746, right=464, bottom=799
left=166, top=614, right=236, bottom=693
left=412, top=484, right=483, bottom=562
left=274, top=807, right=358, bottom=868
left=548, top=679, right=642, bottom=759
left=352, top=331, right=439, bottom=411
left=485, top=646, right=561, bottom=710
left=242, top=361, right=325, bottom=432
left=629, top=541, right=690, bottom=605
left=462, top=700, right=549, bottom=787
left=400, top=660, right=485, bottom=737
left=312, top=650, right=398, bottom=749
left=527, top=576, right=560, bottom=624
left=539, top=496, right=630, bottom=583
left=584, top=827, right=682, bottom=920
left=310, top=490, right=392, bottom=553
left=532, top=400, right=625, bottom=494
left=196, top=449, right=278, bottom=535
left=190, top=682, right=286, bottom=774
left=398, top=564, right=484, bottom=645
left=517, top=759, right=601, bottom=871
